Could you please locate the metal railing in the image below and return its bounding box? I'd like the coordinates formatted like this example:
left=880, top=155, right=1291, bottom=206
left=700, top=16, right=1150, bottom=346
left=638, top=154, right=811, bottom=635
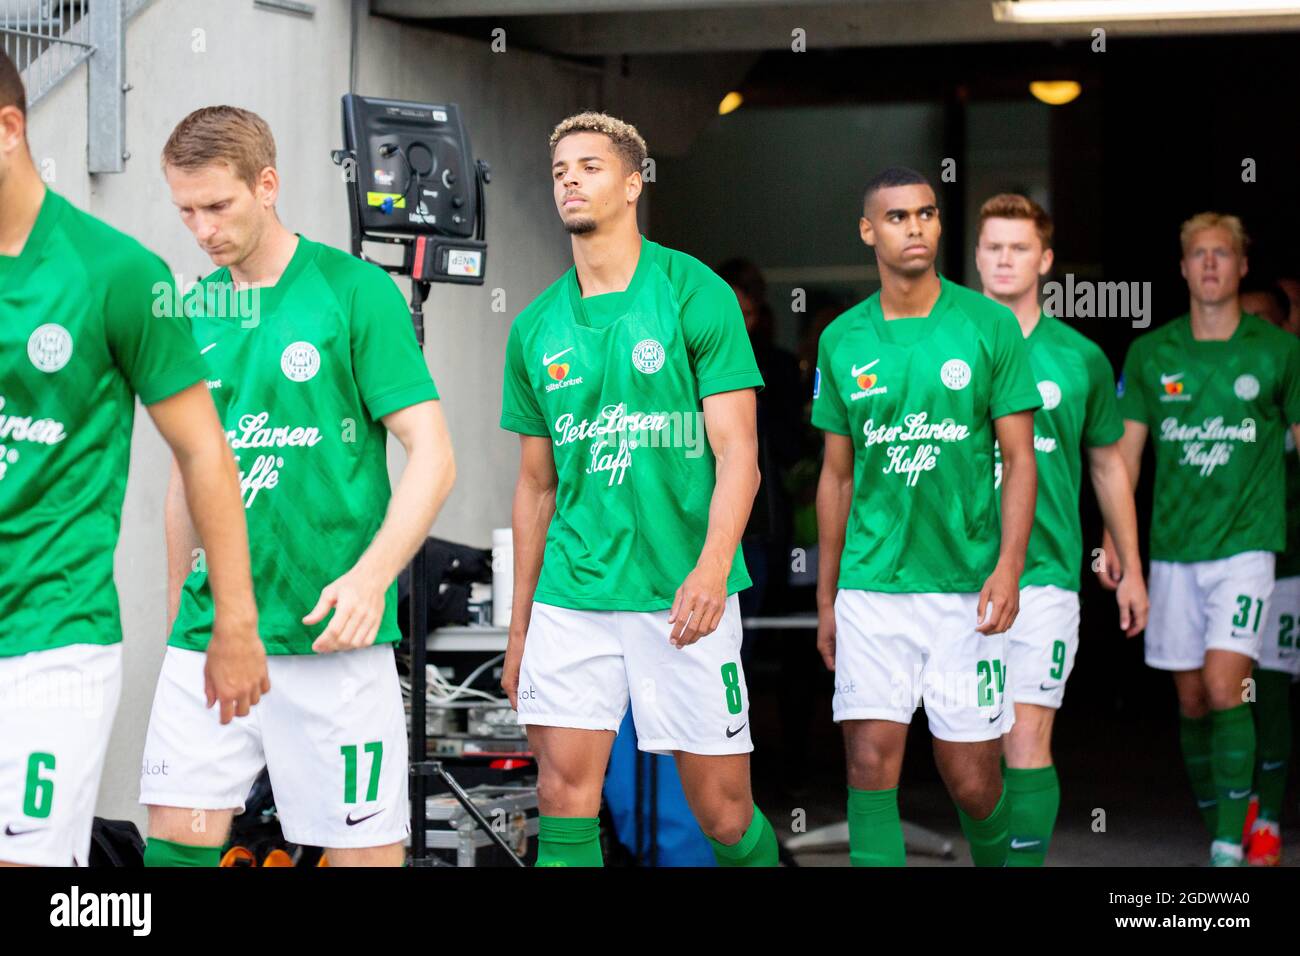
left=0, top=1, right=93, bottom=107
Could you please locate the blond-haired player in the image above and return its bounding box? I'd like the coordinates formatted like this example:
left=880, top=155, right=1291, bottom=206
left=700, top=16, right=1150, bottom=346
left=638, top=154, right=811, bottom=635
left=1105, top=213, right=1300, bottom=866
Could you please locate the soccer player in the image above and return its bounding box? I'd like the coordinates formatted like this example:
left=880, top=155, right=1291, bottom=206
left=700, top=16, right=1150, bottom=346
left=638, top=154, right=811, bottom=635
left=0, top=54, right=266, bottom=867
left=1237, top=280, right=1299, bottom=865
left=974, top=193, right=1148, bottom=866
left=139, top=107, right=455, bottom=867
left=499, top=112, right=778, bottom=867
left=813, top=167, right=1041, bottom=867
left=1104, top=213, right=1300, bottom=866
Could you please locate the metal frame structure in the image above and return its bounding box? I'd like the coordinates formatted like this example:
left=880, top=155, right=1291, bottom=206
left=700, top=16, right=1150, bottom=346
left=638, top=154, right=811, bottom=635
left=1, top=0, right=125, bottom=173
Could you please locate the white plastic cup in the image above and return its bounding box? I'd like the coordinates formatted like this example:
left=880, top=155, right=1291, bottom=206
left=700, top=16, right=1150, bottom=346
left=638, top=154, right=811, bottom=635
left=492, top=527, right=513, bottom=628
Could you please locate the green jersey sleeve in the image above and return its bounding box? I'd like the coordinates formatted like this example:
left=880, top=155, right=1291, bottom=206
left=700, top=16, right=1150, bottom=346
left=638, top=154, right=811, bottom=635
left=1083, top=346, right=1125, bottom=447
left=1281, top=334, right=1300, bottom=426
left=500, top=319, right=549, bottom=436
left=1116, top=341, right=1149, bottom=425
left=680, top=274, right=765, bottom=399
left=989, top=314, right=1042, bottom=419
left=350, top=267, right=440, bottom=421
left=105, top=251, right=209, bottom=405
left=810, top=326, right=850, bottom=435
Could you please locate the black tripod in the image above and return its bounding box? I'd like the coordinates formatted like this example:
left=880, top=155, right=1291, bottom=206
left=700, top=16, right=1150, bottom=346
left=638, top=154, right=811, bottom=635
left=403, top=278, right=525, bottom=867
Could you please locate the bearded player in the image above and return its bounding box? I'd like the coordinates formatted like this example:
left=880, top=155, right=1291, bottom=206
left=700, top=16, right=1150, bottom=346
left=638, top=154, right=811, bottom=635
left=0, top=55, right=267, bottom=867
left=139, top=107, right=455, bottom=867
left=975, top=193, right=1148, bottom=866
left=1104, top=214, right=1300, bottom=866
left=814, top=167, right=1041, bottom=867
left=499, top=112, right=778, bottom=867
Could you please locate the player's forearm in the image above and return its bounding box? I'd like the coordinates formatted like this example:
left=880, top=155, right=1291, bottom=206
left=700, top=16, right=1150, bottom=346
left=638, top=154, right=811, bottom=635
left=696, top=435, right=761, bottom=575
left=353, top=437, right=456, bottom=587
left=815, top=471, right=852, bottom=610
left=174, top=442, right=257, bottom=627
left=1091, top=450, right=1142, bottom=576
left=510, top=475, right=554, bottom=635
left=164, top=461, right=203, bottom=631
left=995, top=449, right=1036, bottom=574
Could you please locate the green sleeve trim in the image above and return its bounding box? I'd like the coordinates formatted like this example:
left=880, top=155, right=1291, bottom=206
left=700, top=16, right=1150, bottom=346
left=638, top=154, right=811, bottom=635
left=366, top=381, right=440, bottom=421
left=990, top=390, right=1043, bottom=419
left=500, top=412, right=551, bottom=437
left=810, top=409, right=851, bottom=435
left=697, top=368, right=765, bottom=399
left=1084, top=420, right=1126, bottom=448
left=136, top=356, right=209, bottom=406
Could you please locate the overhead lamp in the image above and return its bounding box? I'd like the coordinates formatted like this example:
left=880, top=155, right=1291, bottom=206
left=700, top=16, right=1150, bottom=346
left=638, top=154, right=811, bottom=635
left=719, top=91, right=743, bottom=116
left=1029, top=80, right=1082, bottom=104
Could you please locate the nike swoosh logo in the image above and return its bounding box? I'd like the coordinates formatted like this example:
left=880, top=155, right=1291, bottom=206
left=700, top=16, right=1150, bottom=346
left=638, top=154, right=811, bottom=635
left=542, top=347, right=573, bottom=365
left=1009, top=838, right=1042, bottom=850
left=1160, top=372, right=1183, bottom=384
left=1039, top=683, right=1060, bottom=692
left=345, top=809, right=385, bottom=826
left=725, top=723, right=747, bottom=738
left=200, top=342, right=218, bottom=355
left=1227, top=788, right=1252, bottom=800
left=1196, top=798, right=1217, bottom=809
left=1262, top=760, right=1286, bottom=772
left=988, top=711, right=1004, bottom=724
left=851, top=359, right=880, bottom=377
left=4, top=824, right=44, bottom=837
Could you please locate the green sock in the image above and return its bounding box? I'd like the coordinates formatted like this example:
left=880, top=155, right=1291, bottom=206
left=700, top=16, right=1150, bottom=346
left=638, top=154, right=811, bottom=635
left=1211, top=704, right=1256, bottom=845
left=707, top=804, right=779, bottom=867
left=142, top=837, right=221, bottom=867
left=536, top=816, right=603, bottom=867
left=957, top=787, right=1010, bottom=868
left=1180, top=713, right=1217, bottom=836
left=1004, top=765, right=1059, bottom=867
left=846, top=787, right=905, bottom=867
left=1253, top=669, right=1292, bottom=824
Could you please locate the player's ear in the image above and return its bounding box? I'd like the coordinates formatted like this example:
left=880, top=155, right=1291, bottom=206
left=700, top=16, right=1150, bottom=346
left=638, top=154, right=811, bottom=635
left=1239, top=255, right=1249, bottom=280
left=859, top=216, right=874, bottom=248
left=1039, top=247, right=1054, bottom=277
left=257, top=165, right=280, bottom=209
left=626, top=167, right=642, bottom=204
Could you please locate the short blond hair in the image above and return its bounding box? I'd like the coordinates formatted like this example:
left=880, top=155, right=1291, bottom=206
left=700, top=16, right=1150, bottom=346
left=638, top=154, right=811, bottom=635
left=549, top=111, right=647, bottom=175
left=161, top=106, right=276, bottom=189
left=978, top=193, right=1054, bottom=250
left=1180, top=212, right=1248, bottom=257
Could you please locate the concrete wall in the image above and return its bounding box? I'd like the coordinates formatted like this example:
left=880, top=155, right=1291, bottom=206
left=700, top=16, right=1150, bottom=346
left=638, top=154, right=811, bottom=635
left=26, top=0, right=597, bottom=828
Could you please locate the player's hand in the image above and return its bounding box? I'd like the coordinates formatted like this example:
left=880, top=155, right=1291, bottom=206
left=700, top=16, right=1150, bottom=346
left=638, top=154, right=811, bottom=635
left=1095, top=530, right=1122, bottom=592
left=205, top=606, right=269, bottom=725
left=668, top=559, right=729, bottom=648
left=816, top=602, right=836, bottom=671
left=305, top=566, right=389, bottom=654
left=1116, top=565, right=1149, bottom=638
left=502, top=629, right=525, bottom=710
left=976, top=561, right=1021, bottom=635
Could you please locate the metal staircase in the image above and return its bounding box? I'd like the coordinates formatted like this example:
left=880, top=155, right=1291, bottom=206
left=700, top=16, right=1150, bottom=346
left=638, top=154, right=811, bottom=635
left=1, top=0, right=150, bottom=173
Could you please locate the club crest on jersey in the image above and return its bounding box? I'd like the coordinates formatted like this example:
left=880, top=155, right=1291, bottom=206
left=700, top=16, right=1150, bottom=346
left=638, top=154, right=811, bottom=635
left=940, top=358, right=971, bottom=391
left=849, top=359, right=887, bottom=400
left=1159, top=372, right=1188, bottom=401
left=281, top=341, right=320, bottom=383
left=27, top=324, right=73, bottom=373
left=542, top=347, right=583, bottom=392
left=631, top=338, right=666, bottom=374
left=1038, top=380, right=1061, bottom=411
left=1234, top=374, right=1260, bottom=401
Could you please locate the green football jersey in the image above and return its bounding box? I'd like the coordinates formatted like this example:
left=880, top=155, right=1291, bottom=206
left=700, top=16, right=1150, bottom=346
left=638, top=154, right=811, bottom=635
left=1278, top=428, right=1300, bottom=579
left=168, top=236, right=440, bottom=655
left=0, top=190, right=208, bottom=657
left=500, top=236, right=763, bottom=611
left=994, top=313, right=1124, bottom=590
left=812, top=277, right=1042, bottom=593
left=1117, top=313, right=1300, bottom=563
